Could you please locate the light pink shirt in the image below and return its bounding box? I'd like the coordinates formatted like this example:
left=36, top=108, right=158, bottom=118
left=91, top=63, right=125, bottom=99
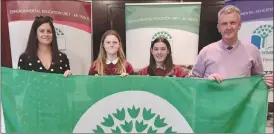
left=191, top=40, right=264, bottom=79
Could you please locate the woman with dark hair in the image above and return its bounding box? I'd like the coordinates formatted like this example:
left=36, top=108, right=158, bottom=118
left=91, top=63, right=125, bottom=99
left=17, top=16, right=72, bottom=77
left=139, top=37, right=187, bottom=77
left=16, top=16, right=75, bottom=130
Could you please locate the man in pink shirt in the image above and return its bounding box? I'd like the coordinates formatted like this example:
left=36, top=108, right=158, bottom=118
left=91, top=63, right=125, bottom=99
left=191, top=5, right=273, bottom=88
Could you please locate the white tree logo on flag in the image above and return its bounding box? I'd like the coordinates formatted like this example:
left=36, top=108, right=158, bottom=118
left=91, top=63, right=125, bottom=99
left=73, top=91, right=193, bottom=133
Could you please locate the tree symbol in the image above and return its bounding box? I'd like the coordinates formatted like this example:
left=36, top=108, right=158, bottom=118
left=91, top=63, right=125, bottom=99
left=152, top=31, right=172, bottom=40
left=253, top=24, right=273, bottom=48
left=55, top=28, right=64, bottom=36
left=93, top=106, right=176, bottom=133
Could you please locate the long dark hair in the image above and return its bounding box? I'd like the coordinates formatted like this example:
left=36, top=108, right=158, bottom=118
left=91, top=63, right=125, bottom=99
left=147, top=37, right=174, bottom=76
left=24, top=16, right=60, bottom=63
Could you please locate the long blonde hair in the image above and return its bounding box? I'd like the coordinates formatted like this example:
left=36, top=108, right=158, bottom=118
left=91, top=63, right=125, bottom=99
left=94, top=30, right=126, bottom=75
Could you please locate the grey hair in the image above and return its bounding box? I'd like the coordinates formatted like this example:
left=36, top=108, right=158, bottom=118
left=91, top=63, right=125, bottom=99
left=218, top=5, right=241, bottom=22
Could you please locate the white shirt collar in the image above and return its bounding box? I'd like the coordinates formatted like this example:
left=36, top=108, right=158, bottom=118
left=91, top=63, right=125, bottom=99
left=156, top=64, right=165, bottom=70
left=106, top=58, right=119, bottom=65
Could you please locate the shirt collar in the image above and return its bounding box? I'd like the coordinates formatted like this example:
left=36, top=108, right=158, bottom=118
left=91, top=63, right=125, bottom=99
left=106, top=58, right=119, bottom=65
left=156, top=64, right=165, bottom=70
left=220, top=39, right=240, bottom=51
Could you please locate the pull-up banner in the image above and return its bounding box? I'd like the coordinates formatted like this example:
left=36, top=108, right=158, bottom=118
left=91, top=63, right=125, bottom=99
left=125, top=3, right=201, bottom=71
left=6, top=0, right=92, bottom=75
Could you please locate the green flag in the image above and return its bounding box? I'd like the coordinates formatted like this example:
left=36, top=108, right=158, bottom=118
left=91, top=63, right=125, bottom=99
left=1, top=67, right=268, bottom=133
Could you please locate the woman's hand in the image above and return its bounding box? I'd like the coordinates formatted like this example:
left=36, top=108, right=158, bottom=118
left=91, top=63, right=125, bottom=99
left=64, top=70, right=73, bottom=77
left=120, top=73, right=129, bottom=77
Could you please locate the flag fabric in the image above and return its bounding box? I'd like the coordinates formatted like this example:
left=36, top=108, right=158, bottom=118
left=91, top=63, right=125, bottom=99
left=1, top=67, right=268, bottom=133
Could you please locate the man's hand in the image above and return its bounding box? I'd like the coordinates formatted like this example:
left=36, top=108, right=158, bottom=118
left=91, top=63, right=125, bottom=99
left=208, top=73, right=223, bottom=83
left=263, top=75, right=273, bottom=88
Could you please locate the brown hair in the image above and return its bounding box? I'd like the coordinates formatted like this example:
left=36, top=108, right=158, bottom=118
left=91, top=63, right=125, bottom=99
left=24, top=16, right=60, bottom=63
left=148, top=37, right=174, bottom=76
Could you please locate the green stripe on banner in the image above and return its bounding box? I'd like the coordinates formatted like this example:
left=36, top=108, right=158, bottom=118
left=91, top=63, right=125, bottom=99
left=126, top=4, right=201, bottom=34
left=1, top=67, right=268, bottom=133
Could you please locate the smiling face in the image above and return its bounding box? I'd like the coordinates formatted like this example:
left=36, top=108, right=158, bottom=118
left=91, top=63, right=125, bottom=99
left=151, top=42, right=169, bottom=64
left=37, top=23, right=53, bottom=46
left=103, top=35, right=120, bottom=55
left=217, top=12, right=241, bottom=43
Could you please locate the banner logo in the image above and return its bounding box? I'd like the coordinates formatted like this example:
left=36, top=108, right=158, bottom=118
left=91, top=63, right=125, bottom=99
left=55, top=27, right=66, bottom=50
left=152, top=31, right=173, bottom=51
left=251, top=24, right=273, bottom=74
left=251, top=24, right=273, bottom=52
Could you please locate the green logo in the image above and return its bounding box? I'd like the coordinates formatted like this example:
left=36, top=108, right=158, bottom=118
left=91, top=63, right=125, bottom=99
left=152, top=31, right=173, bottom=51
left=73, top=91, right=193, bottom=133
left=152, top=31, right=172, bottom=40
left=93, top=106, right=175, bottom=133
